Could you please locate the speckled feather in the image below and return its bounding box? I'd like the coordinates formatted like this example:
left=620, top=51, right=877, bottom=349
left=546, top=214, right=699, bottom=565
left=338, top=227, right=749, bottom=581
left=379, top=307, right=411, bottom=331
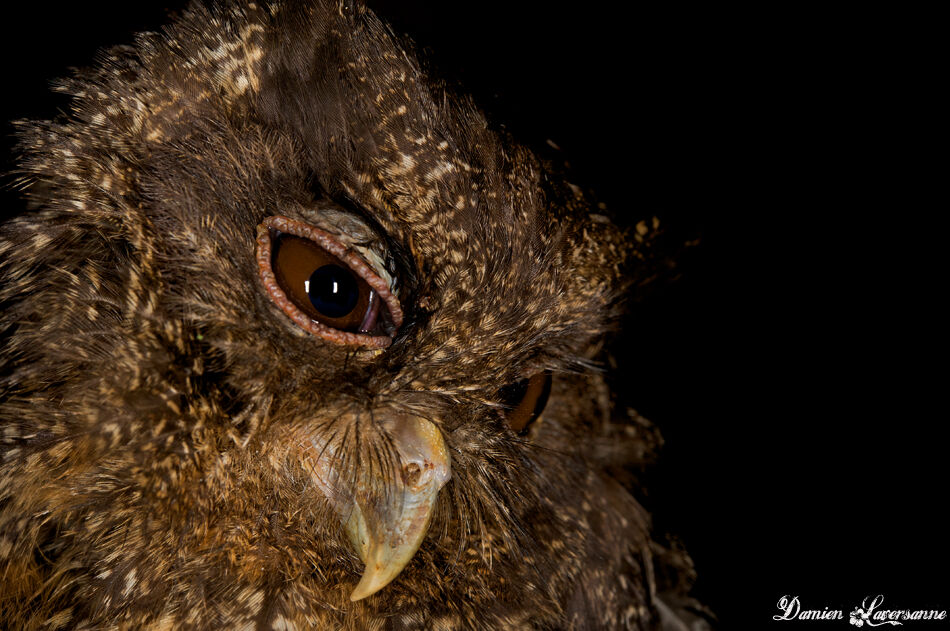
left=0, top=1, right=705, bottom=629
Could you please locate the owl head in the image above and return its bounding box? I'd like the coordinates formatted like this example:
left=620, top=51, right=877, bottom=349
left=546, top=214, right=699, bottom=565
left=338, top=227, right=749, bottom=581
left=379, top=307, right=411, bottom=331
left=0, top=1, right=695, bottom=628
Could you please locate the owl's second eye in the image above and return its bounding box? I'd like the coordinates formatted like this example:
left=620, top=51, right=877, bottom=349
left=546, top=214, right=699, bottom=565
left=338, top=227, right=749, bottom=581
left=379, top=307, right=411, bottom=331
left=256, top=216, right=403, bottom=348
left=499, top=372, right=552, bottom=435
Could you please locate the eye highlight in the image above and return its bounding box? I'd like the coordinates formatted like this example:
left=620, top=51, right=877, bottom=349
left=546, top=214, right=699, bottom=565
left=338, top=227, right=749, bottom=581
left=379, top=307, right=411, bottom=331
left=499, top=372, right=552, bottom=435
left=256, top=215, right=403, bottom=348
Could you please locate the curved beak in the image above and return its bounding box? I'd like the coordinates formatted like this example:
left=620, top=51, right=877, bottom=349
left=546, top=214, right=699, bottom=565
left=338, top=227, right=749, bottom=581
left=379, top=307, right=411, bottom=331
left=305, top=415, right=451, bottom=601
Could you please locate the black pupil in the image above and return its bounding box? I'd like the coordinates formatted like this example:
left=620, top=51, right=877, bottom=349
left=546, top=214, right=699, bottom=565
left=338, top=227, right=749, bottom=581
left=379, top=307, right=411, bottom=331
left=499, top=379, right=530, bottom=408
left=307, top=264, right=359, bottom=318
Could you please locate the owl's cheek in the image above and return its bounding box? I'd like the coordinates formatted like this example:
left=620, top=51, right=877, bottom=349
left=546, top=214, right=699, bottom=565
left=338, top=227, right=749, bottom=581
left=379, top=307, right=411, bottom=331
left=299, top=414, right=451, bottom=601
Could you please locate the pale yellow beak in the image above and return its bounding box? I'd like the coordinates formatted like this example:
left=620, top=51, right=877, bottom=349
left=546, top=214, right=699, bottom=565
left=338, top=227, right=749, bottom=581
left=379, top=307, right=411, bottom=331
left=305, top=415, right=451, bottom=601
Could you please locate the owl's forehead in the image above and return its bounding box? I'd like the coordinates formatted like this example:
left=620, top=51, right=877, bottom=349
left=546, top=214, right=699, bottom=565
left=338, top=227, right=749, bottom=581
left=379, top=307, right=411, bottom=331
left=255, top=0, right=561, bottom=261
left=122, top=0, right=615, bottom=275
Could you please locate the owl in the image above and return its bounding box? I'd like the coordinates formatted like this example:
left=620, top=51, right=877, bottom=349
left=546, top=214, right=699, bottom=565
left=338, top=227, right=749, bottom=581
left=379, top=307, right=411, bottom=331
left=0, top=1, right=709, bottom=629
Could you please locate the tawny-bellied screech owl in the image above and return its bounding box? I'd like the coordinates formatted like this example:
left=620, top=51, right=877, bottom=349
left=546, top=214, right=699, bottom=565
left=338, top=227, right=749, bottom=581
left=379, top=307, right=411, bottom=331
left=0, top=1, right=709, bottom=628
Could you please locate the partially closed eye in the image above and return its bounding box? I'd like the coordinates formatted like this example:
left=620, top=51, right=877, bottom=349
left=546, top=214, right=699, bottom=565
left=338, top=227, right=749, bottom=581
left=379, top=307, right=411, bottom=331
left=499, top=372, right=552, bottom=435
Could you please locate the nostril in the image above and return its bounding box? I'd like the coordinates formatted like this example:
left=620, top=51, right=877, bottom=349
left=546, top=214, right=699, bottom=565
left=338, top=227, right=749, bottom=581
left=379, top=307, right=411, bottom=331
left=401, top=461, right=423, bottom=487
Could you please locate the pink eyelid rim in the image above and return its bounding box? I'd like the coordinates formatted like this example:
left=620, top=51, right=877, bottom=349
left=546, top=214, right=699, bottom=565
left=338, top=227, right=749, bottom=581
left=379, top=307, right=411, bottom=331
left=256, top=215, right=404, bottom=349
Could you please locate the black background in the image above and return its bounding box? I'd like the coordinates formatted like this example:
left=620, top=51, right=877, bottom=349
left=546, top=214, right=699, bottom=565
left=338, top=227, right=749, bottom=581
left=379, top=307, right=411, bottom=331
left=1, top=2, right=945, bottom=627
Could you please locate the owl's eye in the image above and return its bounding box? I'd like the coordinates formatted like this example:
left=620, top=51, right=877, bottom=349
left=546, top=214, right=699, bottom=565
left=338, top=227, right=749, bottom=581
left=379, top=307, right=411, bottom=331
left=499, top=372, right=552, bottom=435
left=271, top=234, right=372, bottom=329
left=256, top=216, right=403, bottom=348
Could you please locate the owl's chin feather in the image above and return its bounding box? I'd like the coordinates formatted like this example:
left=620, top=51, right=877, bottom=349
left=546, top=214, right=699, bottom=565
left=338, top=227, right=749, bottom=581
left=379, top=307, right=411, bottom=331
left=302, top=414, right=451, bottom=600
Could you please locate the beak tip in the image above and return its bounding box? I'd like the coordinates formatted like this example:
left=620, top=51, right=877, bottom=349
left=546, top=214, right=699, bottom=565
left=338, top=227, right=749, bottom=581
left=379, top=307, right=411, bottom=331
left=349, top=569, right=388, bottom=601
left=334, top=416, right=452, bottom=602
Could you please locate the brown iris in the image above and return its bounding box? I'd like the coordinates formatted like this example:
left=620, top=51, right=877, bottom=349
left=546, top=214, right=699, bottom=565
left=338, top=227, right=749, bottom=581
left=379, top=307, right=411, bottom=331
left=499, top=372, right=552, bottom=435
left=256, top=215, right=403, bottom=348
left=272, top=234, right=377, bottom=332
